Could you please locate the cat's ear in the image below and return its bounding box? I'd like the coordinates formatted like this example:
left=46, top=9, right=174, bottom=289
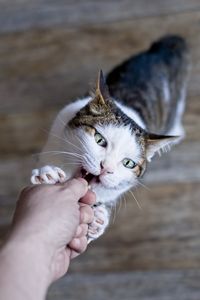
left=146, top=133, right=180, bottom=161
left=95, top=69, right=110, bottom=104
left=90, top=70, right=110, bottom=106
left=89, top=70, right=111, bottom=115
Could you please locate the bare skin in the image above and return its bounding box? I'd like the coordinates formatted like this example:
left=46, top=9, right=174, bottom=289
left=0, top=178, right=95, bottom=300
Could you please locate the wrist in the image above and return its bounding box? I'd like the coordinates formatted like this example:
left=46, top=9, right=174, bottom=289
left=0, top=235, right=51, bottom=300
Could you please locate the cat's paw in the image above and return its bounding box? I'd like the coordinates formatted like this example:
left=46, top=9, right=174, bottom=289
left=31, top=165, right=67, bottom=184
left=87, top=204, right=109, bottom=243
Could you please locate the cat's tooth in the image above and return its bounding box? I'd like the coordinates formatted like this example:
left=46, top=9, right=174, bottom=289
left=88, top=185, right=91, bottom=190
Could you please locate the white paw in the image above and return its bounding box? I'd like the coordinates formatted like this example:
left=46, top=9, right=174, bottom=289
left=31, top=165, right=67, bottom=184
left=87, top=204, right=109, bottom=243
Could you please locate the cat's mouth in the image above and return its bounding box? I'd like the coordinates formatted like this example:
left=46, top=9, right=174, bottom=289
left=80, top=168, right=100, bottom=184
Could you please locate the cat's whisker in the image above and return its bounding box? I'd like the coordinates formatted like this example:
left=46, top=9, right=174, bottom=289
left=42, top=129, right=68, bottom=145
left=119, top=193, right=126, bottom=210
left=83, top=155, right=97, bottom=171
left=61, top=162, right=82, bottom=166
left=32, top=156, right=82, bottom=165
left=123, top=194, right=127, bottom=211
left=59, top=162, right=82, bottom=172
left=64, top=131, right=83, bottom=152
left=74, top=135, right=88, bottom=152
left=46, top=130, right=82, bottom=152
left=57, top=115, right=66, bottom=127
left=137, top=180, right=151, bottom=191
left=110, top=202, right=115, bottom=223
left=110, top=203, right=114, bottom=223
left=65, top=137, right=82, bottom=152
left=39, top=150, right=83, bottom=158
left=38, top=150, right=84, bottom=161
left=111, top=202, right=117, bottom=224
left=129, top=190, right=142, bottom=210
left=32, top=151, right=80, bottom=160
left=117, top=196, right=123, bottom=215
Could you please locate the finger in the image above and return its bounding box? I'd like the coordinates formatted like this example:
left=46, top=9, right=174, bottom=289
left=69, top=236, right=87, bottom=258
left=79, top=205, right=94, bottom=224
left=70, top=250, right=80, bottom=259
left=19, top=185, right=36, bottom=199
left=75, top=224, right=88, bottom=238
left=20, top=186, right=31, bottom=196
left=62, top=178, right=88, bottom=200
left=80, top=190, right=96, bottom=206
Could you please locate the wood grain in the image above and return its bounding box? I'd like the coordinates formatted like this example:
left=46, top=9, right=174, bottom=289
left=0, top=141, right=199, bottom=199
left=1, top=182, right=200, bottom=273
left=69, top=182, right=200, bottom=273
left=47, top=271, right=200, bottom=300
left=1, top=11, right=200, bottom=156
left=0, top=10, right=200, bottom=116
left=0, top=2, right=200, bottom=299
left=0, top=0, right=200, bottom=33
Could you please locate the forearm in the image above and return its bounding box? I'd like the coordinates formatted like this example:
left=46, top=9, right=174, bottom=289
left=0, top=181, right=94, bottom=300
left=0, top=237, right=51, bottom=300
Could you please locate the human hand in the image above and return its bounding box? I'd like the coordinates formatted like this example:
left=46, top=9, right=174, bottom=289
left=7, top=178, right=95, bottom=283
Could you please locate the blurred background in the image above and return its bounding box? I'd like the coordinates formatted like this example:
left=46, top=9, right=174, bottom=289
left=0, top=1, right=200, bottom=299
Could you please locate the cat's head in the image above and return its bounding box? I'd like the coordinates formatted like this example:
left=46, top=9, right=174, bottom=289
left=67, top=71, right=178, bottom=203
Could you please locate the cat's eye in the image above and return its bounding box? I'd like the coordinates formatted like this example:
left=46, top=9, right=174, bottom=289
left=94, top=132, right=107, bottom=147
left=122, top=158, right=136, bottom=169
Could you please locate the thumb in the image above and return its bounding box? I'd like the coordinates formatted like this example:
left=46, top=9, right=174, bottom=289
left=62, top=178, right=88, bottom=200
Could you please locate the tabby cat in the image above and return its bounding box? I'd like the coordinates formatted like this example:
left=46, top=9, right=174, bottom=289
left=31, top=35, right=190, bottom=242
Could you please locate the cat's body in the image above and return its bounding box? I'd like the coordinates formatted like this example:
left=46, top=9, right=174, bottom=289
left=107, top=35, right=189, bottom=136
left=32, top=36, right=190, bottom=242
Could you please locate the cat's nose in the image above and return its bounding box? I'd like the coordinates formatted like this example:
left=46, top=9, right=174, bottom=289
left=100, top=161, right=114, bottom=174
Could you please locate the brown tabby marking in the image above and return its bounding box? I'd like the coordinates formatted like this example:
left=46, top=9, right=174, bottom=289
left=134, top=158, right=146, bottom=178
left=69, top=68, right=182, bottom=177
left=84, top=125, right=96, bottom=136
left=69, top=71, right=125, bottom=129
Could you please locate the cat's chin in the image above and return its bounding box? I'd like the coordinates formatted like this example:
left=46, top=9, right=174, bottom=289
left=75, top=167, right=134, bottom=203
left=77, top=167, right=117, bottom=189
left=90, top=181, right=133, bottom=204
left=73, top=167, right=134, bottom=203
left=77, top=167, right=100, bottom=184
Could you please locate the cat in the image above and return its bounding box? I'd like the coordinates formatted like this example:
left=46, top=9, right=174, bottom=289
left=31, top=35, right=190, bottom=242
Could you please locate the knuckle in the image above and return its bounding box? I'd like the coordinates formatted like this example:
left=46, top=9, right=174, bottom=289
left=80, top=205, right=94, bottom=224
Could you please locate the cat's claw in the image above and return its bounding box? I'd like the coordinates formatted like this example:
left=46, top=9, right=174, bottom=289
left=31, top=165, right=67, bottom=184
left=87, top=204, right=109, bottom=243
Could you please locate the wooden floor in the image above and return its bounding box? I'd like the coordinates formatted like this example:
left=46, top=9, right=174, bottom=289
left=0, top=1, right=200, bottom=299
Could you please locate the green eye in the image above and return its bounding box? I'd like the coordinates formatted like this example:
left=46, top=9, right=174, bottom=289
left=122, top=158, right=136, bottom=169
left=94, top=132, right=107, bottom=147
